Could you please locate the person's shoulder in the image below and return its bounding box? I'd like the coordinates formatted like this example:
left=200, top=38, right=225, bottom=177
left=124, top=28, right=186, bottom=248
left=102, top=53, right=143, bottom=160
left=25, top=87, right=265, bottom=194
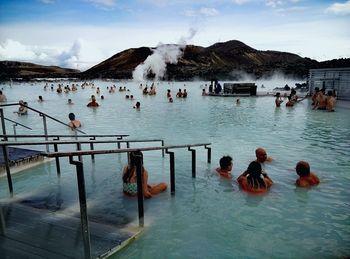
left=310, top=172, right=320, bottom=184
left=237, top=174, right=247, bottom=184
left=296, top=178, right=311, bottom=187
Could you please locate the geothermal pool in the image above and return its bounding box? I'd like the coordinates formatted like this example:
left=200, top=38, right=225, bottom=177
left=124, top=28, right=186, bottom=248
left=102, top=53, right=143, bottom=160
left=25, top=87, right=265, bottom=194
left=0, top=79, right=349, bottom=258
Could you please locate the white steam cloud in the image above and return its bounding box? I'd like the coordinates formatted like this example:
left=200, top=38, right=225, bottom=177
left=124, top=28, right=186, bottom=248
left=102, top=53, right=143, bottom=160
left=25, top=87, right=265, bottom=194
left=132, top=28, right=197, bottom=81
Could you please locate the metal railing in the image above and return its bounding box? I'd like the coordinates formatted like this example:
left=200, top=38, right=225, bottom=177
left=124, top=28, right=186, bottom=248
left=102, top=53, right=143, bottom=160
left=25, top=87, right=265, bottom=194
left=43, top=143, right=211, bottom=259
left=0, top=103, right=86, bottom=151
left=0, top=138, right=164, bottom=193
left=0, top=139, right=212, bottom=259
left=0, top=117, right=32, bottom=140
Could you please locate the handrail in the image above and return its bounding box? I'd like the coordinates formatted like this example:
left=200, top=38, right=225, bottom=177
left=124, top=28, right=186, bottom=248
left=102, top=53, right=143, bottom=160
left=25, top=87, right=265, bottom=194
left=1, top=118, right=32, bottom=130
left=0, top=134, right=128, bottom=139
left=0, top=139, right=162, bottom=146
left=43, top=143, right=211, bottom=157
left=0, top=102, right=86, bottom=134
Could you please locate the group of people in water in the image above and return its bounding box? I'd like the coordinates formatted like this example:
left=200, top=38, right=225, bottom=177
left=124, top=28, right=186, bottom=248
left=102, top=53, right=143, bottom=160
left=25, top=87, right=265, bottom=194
left=311, top=87, right=337, bottom=111
left=121, top=147, right=320, bottom=199
left=216, top=148, right=319, bottom=193
left=275, top=86, right=337, bottom=111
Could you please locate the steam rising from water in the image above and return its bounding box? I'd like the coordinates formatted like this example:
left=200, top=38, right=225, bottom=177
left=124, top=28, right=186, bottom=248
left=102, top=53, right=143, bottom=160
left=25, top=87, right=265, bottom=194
left=132, top=28, right=197, bottom=81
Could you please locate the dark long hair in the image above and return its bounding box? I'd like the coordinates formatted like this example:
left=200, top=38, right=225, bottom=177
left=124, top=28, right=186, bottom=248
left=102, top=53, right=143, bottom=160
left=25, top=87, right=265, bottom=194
left=123, top=151, right=144, bottom=183
left=246, top=161, right=266, bottom=189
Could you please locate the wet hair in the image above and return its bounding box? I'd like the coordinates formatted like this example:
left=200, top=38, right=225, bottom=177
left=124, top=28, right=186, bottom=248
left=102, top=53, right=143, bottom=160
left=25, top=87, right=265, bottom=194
left=315, top=87, right=319, bottom=92
left=123, top=151, right=144, bottom=183
left=246, top=161, right=266, bottom=189
left=68, top=113, right=75, bottom=120
left=296, top=161, right=310, bottom=177
left=327, top=90, right=333, bottom=96
left=135, top=101, right=140, bottom=108
left=219, top=156, right=233, bottom=170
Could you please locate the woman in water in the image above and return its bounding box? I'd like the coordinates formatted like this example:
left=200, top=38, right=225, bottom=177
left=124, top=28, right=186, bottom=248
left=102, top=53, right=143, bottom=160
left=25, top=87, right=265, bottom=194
left=237, top=161, right=273, bottom=193
left=122, top=151, right=167, bottom=198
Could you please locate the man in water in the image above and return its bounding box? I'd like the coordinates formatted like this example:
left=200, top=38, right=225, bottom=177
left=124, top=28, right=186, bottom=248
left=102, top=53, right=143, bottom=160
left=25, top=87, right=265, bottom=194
left=295, top=161, right=320, bottom=187
left=255, top=148, right=272, bottom=164
left=216, top=155, right=233, bottom=179
left=87, top=95, right=99, bottom=107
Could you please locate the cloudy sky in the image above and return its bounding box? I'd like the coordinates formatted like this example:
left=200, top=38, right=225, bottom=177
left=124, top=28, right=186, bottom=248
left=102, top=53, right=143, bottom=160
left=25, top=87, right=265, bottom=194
left=0, top=0, right=349, bottom=71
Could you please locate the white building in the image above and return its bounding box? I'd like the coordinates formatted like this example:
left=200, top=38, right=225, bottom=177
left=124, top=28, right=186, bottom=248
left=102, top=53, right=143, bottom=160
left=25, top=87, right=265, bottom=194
left=308, top=67, right=350, bottom=101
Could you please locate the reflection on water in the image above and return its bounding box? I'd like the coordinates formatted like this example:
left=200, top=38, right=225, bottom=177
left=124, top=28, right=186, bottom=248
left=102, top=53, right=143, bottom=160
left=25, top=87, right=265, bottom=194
left=0, top=80, right=349, bottom=258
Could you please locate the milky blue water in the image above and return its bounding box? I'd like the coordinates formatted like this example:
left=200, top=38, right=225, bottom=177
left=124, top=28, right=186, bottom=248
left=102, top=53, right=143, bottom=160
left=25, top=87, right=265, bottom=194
left=0, top=79, right=349, bottom=258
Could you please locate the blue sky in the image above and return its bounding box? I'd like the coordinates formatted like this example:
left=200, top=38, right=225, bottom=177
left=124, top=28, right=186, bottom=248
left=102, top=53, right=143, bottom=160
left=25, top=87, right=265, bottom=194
left=0, top=0, right=349, bottom=70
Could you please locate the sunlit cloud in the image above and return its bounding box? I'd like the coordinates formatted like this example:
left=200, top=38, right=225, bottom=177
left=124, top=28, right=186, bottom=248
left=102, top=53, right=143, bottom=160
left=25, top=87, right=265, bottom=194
left=184, top=7, right=219, bottom=17
left=265, top=0, right=284, bottom=8
left=326, top=0, right=350, bottom=15
left=0, top=38, right=104, bottom=71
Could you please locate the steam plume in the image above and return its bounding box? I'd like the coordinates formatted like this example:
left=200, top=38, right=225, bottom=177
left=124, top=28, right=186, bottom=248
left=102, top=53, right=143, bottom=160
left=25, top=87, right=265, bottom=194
left=132, top=28, right=197, bottom=81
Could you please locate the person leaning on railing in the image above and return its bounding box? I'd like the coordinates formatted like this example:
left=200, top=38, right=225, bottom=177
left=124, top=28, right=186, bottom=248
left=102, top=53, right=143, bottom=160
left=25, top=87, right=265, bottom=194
left=122, top=151, right=167, bottom=199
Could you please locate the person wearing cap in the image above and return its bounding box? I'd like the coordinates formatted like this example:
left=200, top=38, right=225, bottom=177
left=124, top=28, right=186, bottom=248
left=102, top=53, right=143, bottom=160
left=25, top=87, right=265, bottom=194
left=295, top=161, right=320, bottom=187
left=216, top=155, right=233, bottom=179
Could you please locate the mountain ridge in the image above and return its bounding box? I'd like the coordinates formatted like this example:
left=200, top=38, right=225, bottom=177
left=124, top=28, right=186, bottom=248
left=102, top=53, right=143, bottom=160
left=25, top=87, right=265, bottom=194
left=1, top=40, right=349, bottom=81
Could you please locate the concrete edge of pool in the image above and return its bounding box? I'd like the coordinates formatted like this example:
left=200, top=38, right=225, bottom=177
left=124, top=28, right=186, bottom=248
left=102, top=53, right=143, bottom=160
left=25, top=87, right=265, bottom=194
left=100, top=226, right=144, bottom=259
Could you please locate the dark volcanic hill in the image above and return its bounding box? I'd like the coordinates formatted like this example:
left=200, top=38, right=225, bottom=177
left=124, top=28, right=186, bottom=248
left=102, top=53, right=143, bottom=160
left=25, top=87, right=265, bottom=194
left=81, top=40, right=346, bottom=80
left=0, top=61, right=80, bottom=81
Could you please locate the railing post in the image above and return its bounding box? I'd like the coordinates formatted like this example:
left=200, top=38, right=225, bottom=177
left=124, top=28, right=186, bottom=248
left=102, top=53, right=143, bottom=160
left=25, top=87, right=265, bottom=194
left=165, top=149, right=175, bottom=195
left=40, top=114, right=49, bottom=152
left=126, top=142, right=130, bottom=163
left=13, top=124, right=17, bottom=141
left=2, top=145, right=13, bottom=195
left=0, top=207, right=6, bottom=235
left=188, top=147, right=196, bottom=178
left=69, top=156, right=91, bottom=259
left=135, top=152, right=144, bottom=227
left=205, top=145, right=211, bottom=163
left=76, top=142, right=82, bottom=162
left=53, top=143, right=60, bottom=176
left=161, top=140, right=165, bottom=157
left=89, top=137, right=95, bottom=161
left=0, top=109, right=7, bottom=137
left=117, top=136, right=122, bottom=149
